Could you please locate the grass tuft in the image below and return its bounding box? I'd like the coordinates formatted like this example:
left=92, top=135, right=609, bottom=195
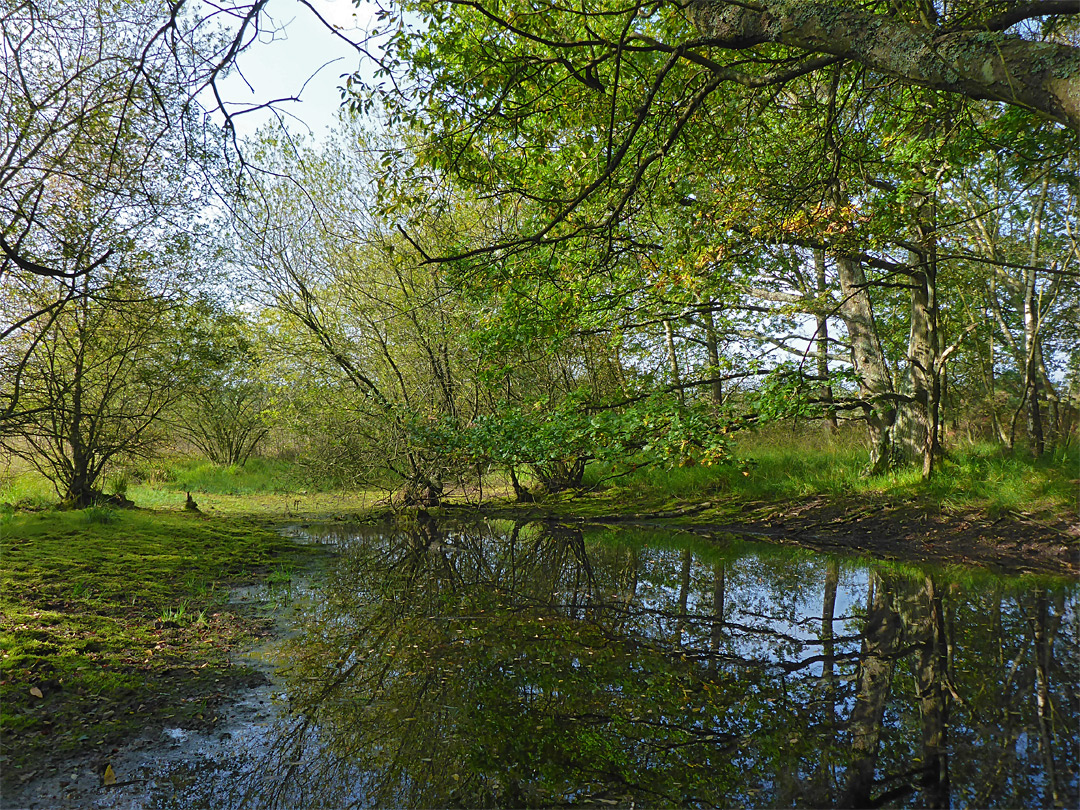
left=593, top=425, right=1077, bottom=519
left=82, top=504, right=117, bottom=525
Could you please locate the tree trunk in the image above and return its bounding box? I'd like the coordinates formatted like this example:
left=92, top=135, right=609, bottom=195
left=894, top=253, right=940, bottom=478
left=702, top=304, right=724, bottom=408
left=663, top=318, right=685, bottom=405
left=508, top=466, right=533, bottom=503
left=826, top=170, right=896, bottom=473
left=1023, top=261, right=1046, bottom=459
left=911, top=577, right=951, bottom=808
left=842, top=572, right=901, bottom=808
left=835, top=252, right=895, bottom=474
left=813, top=249, right=837, bottom=431
left=687, top=1, right=1080, bottom=128
left=65, top=304, right=97, bottom=508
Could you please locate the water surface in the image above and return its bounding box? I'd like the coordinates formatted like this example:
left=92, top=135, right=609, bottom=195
left=118, top=519, right=1080, bottom=808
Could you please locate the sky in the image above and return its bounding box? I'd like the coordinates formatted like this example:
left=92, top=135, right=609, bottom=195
left=215, top=0, right=381, bottom=139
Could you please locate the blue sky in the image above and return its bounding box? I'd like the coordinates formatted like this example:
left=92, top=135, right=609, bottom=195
left=217, top=0, right=379, bottom=138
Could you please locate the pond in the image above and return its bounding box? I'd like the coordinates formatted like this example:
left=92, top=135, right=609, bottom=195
left=79, top=518, right=1080, bottom=808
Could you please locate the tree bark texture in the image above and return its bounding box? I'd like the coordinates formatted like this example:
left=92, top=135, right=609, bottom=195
left=835, top=252, right=896, bottom=474
left=688, top=0, right=1080, bottom=129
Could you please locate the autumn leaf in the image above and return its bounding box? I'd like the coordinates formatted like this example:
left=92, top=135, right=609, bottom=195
left=29, top=686, right=42, bottom=698
left=103, top=764, right=117, bottom=786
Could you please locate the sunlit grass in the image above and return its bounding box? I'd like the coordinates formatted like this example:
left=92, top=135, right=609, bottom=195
left=0, top=468, right=56, bottom=510
left=128, top=455, right=309, bottom=495
left=593, top=424, right=1077, bottom=519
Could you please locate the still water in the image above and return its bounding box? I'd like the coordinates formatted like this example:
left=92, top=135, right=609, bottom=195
left=148, top=519, right=1077, bottom=808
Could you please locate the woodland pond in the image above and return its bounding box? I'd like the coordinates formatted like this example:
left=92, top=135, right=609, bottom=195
left=113, top=519, right=1077, bottom=809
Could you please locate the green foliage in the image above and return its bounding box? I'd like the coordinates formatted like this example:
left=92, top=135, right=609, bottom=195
left=599, top=425, right=1076, bottom=519
left=81, top=505, right=117, bottom=525
left=2, top=265, right=197, bottom=506
left=351, top=0, right=1078, bottom=482
left=0, top=471, right=55, bottom=511
left=106, top=471, right=129, bottom=498
left=414, top=391, right=733, bottom=491
left=171, top=303, right=271, bottom=467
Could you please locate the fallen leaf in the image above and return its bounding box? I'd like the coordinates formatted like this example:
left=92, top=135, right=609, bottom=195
left=103, top=764, right=117, bottom=786
left=29, top=686, right=43, bottom=698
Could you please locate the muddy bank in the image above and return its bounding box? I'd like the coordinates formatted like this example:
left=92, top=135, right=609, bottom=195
left=1, top=583, right=303, bottom=810
left=466, top=495, right=1079, bottom=578
left=699, top=495, right=1079, bottom=578
left=2, top=669, right=282, bottom=810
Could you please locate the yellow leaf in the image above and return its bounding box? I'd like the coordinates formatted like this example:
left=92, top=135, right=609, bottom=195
left=103, top=764, right=117, bottom=786
left=29, top=686, right=43, bottom=698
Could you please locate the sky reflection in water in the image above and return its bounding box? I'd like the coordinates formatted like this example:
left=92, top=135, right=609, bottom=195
left=155, top=519, right=1079, bottom=809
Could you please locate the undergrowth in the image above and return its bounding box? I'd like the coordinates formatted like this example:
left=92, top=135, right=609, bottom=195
left=124, top=455, right=309, bottom=495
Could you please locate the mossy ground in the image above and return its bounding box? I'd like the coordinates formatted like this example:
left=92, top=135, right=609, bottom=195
left=0, top=507, right=322, bottom=788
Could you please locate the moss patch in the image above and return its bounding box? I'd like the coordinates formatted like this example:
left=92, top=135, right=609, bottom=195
left=0, top=507, right=319, bottom=786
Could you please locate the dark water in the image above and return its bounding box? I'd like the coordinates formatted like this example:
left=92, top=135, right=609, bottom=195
left=120, top=519, right=1080, bottom=808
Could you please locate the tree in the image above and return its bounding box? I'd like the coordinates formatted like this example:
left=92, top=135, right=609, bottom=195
left=685, top=0, right=1080, bottom=128
left=1, top=265, right=191, bottom=506
left=944, top=144, right=1079, bottom=454
left=357, top=0, right=1078, bottom=476
left=232, top=125, right=489, bottom=501
left=0, top=0, right=223, bottom=430
left=171, top=305, right=271, bottom=466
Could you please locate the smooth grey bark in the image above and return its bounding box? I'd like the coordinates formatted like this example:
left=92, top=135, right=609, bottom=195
left=813, top=249, right=837, bottom=431
left=835, top=251, right=896, bottom=473
left=687, top=0, right=1080, bottom=129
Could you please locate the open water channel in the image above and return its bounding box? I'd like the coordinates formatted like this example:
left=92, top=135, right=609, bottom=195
left=20, top=518, right=1079, bottom=808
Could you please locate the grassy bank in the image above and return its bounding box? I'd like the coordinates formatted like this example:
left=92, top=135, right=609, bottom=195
left=4, top=430, right=1073, bottom=523
left=0, top=456, right=383, bottom=519
left=580, top=430, right=1078, bottom=521
left=0, top=507, right=319, bottom=784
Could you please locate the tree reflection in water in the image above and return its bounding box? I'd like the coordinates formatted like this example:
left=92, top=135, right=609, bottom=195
left=237, top=519, right=1077, bottom=809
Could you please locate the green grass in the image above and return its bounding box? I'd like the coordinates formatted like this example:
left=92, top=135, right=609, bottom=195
left=124, top=455, right=310, bottom=496
left=586, top=426, right=1077, bottom=519
left=0, top=507, right=320, bottom=777
left=0, top=470, right=57, bottom=510
left=916, top=441, right=1078, bottom=517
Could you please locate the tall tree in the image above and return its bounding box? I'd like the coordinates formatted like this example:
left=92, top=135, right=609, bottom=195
left=232, top=125, right=488, bottom=500
left=358, top=0, right=1077, bottom=474
left=0, top=0, right=223, bottom=429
